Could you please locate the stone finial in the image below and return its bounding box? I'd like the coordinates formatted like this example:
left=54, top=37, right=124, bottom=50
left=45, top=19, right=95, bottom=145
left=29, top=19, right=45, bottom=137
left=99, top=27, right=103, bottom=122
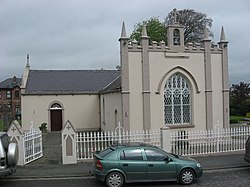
left=120, top=21, right=127, bottom=38
left=26, top=54, right=30, bottom=67
left=203, top=26, right=209, bottom=39
left=202, top=25, right=211, bottom=43
left=142, top=24, right=148, bottom=37
left=220, top=26, right=227, bottom=42
left=218, top=26, right=228, bottom=47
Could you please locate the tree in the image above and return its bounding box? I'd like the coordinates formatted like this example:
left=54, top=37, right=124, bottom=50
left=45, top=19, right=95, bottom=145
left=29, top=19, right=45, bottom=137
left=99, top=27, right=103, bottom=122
left=130, top=9, right=213, bottom=44
left=164, top=9, right=213, bottom=44
left=130, top=17, right=166, bottom=43
left=230, top=82, right=250, bottom=116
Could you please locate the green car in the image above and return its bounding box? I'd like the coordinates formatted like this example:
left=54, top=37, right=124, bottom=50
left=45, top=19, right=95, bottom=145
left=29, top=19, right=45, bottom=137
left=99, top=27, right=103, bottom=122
left=93, top=142, right=202, bottom=187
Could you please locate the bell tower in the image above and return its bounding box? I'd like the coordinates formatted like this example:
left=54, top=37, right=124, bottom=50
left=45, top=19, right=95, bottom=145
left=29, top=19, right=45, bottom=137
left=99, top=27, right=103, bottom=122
left=167, top=8, right=185, bottom=51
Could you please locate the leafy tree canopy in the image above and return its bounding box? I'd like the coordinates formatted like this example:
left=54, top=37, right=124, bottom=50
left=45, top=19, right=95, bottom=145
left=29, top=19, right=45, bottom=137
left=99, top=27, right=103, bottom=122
left=230, top=82, right=250, bottom=116
left=130, top=9, right=213, bottom=44
left=165, top=9, right=213, bottom=44
left=230, top=82, right=250, bottom=105
left=130, top=17, right=166, bottom=44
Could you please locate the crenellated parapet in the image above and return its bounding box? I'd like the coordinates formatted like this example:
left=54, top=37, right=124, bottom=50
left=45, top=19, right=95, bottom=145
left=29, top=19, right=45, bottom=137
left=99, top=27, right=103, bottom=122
left=127, top=39, right=222, bottom=54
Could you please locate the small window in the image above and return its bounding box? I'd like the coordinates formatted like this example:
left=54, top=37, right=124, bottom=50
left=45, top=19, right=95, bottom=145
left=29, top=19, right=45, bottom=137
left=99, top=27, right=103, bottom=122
left=51, top=103, right=62, bottom=109
left=15, top=90, right=19, bottom=98
left=7, top=104, right=11, bottom=111
left=145, top=149, right=167, bottom=161
left=15, top=105, right=20, bottom=113
left=102, top=98, right=105, bottom=125
left=6, top=91, right=11, bottom=99
left=120, top=149, right=143, bottom=161
left=114, top=109, right=118, bottom=126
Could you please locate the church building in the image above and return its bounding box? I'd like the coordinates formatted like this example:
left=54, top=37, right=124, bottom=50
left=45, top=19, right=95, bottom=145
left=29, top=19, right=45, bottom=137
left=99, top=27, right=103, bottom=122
left=21, top=16, right=229, bottom=132
left=101, top=19, right=229, bottom=132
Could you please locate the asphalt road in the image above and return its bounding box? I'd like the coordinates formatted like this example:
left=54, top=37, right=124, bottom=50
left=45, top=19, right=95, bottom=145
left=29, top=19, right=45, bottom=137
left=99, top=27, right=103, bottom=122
left=1, top=167, right=250, bottom=187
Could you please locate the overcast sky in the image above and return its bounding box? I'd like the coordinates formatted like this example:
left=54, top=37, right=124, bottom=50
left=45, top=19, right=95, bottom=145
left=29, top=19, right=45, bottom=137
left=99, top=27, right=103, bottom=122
left=0, top=0, right=249, bottom=84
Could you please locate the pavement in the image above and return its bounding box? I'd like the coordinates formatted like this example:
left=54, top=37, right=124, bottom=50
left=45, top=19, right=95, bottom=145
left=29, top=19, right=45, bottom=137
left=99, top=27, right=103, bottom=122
left=5, top=151, right=250, bottom=179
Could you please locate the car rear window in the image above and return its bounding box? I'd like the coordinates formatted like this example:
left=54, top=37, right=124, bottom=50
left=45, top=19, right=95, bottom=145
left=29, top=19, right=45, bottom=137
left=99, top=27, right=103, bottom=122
left=98, top=148, right=113, bottom=158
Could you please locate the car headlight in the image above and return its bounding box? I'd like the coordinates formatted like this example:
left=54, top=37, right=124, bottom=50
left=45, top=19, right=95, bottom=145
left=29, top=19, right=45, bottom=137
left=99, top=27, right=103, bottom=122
left=197, top=163, right=201, bottom=168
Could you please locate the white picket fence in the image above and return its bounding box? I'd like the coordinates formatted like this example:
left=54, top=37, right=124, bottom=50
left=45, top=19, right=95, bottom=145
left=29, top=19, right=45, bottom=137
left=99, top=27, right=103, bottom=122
left=76, top=126, right=250, bottom=160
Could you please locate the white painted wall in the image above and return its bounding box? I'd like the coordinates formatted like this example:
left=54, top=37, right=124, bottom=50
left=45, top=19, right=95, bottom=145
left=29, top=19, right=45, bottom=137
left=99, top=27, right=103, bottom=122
left=21, top=94, right=100, bottom=131
left=100, top=92, right=122, bottom=132
left=149, top=52, right=207, bottom=130
left=211, top=54, right=224, bottom=128
left=127, top=49, right=224, bottom=131
left=128, top=52, right=144, bottom=130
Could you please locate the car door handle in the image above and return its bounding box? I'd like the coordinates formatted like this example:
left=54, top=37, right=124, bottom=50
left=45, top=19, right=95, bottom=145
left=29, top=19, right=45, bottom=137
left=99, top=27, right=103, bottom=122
left=123, top=164, right=128, bottom=166
left=148, top=164, right=154, bottom=167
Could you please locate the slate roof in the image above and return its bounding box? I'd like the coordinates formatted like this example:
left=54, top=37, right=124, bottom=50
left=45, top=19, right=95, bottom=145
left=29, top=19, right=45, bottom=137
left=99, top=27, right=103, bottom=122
left=99, top=75, right=121, bottom=93
left=25, top=70, right=121, bottom=94
left=0, top=77, right=22, bottom=89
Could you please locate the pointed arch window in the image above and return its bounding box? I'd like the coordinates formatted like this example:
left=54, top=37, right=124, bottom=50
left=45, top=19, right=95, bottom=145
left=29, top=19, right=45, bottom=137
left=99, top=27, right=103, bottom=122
left=164, top=73, right=191, bottom=125
left=114, top=109, right=118, bottom=126
left=102, top=98, right=106, bottom=125
left=15, top=90, right=20, bottom=98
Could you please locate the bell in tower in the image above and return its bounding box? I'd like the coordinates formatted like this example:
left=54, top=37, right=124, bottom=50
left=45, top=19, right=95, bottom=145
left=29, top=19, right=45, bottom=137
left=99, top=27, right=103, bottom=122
left=173, top=29, right=180, bottom=45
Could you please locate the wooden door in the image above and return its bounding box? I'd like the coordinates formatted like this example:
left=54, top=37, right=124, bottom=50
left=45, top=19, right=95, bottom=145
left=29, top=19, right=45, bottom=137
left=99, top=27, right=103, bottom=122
left=50, top=110, right=62, bottom=131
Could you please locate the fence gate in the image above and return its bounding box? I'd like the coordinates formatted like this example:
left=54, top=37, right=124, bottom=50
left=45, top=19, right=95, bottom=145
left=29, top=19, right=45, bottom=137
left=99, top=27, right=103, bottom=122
left=7, top=121, right=43, bottom=165
left=23, top=125, right=43, bottom=164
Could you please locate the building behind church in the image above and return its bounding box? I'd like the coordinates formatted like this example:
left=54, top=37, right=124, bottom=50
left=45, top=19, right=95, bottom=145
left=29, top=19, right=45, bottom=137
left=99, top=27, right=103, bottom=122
left=0, top=76, right=22, bottom=127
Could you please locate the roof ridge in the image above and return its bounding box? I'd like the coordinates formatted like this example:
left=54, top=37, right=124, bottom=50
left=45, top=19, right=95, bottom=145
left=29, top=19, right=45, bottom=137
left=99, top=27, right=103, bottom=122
left=30, top=69, right=118, bottom=72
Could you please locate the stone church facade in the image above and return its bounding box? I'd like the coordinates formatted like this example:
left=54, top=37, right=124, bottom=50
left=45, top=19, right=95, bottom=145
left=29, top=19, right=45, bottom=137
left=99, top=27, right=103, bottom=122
left=102, top=20, right=229, bottom=131
left=21, top=18, right=229, bottom=132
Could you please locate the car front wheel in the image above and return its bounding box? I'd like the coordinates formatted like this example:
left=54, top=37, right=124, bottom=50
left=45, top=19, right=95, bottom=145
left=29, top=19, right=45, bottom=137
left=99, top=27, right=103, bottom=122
left=106, top=172, right=124, bottom=187
left=179, top=169, right=195, bottom=185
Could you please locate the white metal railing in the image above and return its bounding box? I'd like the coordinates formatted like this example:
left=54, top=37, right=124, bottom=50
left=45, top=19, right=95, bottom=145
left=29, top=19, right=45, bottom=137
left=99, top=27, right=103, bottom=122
left=23, top=125, right=43, bottom=164
left=171, top=126, right=250, bottom=156
left=76, top=126, right=161, bottom=160
left=76, top=125, right=250, bottom=160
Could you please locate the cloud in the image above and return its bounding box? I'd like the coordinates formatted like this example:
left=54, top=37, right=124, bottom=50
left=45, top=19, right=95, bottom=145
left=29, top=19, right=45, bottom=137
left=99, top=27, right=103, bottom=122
left=0, top=0, right=249, bottom=84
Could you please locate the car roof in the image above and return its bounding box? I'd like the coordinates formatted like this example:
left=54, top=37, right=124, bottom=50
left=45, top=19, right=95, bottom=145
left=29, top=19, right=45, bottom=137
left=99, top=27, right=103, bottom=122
left=0, top=132, right=7, bottom=137
left=111, top=142, right=157, bottom=149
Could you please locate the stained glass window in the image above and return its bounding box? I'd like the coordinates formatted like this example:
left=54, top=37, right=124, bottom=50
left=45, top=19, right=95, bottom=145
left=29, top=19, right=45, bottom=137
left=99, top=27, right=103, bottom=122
left=164, top=73, right=191, bottom=124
